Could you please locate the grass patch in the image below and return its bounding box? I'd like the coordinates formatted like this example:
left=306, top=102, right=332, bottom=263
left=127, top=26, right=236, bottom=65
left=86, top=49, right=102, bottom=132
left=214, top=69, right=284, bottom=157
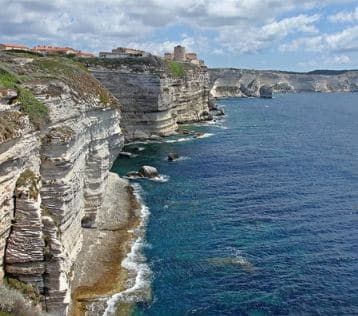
left=17, top=87, right=49, bottom=129
left=167, top=60, right=185, bottom=77
left=0, top=69, right=18, bottom=88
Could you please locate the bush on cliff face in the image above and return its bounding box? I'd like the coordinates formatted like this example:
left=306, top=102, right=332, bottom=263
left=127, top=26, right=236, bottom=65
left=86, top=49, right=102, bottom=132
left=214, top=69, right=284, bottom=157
left=17, top=87, right=49, bottom=129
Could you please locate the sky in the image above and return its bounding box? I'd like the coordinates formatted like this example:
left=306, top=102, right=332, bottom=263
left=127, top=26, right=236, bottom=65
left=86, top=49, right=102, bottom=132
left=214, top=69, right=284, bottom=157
left=0, top=0, right=357, bottom=71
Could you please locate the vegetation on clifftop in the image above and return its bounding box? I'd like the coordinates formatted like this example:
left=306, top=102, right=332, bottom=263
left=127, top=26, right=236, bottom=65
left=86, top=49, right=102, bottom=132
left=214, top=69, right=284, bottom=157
left=17, top=87, right=49, bottom=129
left=167, top=60, right=185, bottom=77
left=0, top=69, right=18, bottom=88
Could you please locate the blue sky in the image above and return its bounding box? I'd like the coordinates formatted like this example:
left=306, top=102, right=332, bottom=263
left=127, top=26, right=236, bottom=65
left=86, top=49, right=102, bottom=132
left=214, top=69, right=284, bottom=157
left=0, top=0, right=357, bottom=71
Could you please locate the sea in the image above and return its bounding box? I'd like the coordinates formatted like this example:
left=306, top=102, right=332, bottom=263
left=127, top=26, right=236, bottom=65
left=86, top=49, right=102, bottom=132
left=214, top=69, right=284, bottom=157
left=110, top=93, right=358, bottom=315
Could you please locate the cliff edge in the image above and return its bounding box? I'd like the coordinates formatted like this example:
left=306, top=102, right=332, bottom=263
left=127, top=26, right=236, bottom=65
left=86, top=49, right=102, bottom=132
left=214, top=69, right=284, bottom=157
left=87, top=56, right=210, bottom=141
left=0, top=51, right=124, bottom=314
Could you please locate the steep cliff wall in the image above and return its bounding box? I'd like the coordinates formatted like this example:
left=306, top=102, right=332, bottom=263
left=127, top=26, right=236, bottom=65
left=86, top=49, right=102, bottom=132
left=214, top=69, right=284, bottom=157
left=0, top=53, right=124, bottom=314
left=89, top=57, right=210, bottom=141
left=209, top=68, right=358, bottom=98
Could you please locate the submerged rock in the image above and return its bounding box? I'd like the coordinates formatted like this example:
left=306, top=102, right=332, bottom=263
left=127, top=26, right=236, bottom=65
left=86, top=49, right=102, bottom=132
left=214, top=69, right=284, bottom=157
left=127, top=171, right=141, bottom=178
left=138, top=166, right=159, bottom=178
left=193, top=132, right=205, bottom=138
left=168, top=153, right=179, bottom=161
left=119, top=151, right=133, bottom=158
left=178, top=129, right=190, bottom=135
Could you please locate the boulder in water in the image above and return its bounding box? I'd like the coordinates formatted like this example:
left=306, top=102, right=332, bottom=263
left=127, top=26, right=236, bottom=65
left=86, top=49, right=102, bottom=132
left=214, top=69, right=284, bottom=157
left=168, top=152, right=179, bottom=161
left=138, top=165, right=159, bottom=178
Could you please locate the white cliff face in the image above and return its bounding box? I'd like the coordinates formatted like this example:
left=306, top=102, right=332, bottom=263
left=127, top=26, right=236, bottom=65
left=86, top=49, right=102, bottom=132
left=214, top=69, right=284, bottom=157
left=0, top=54, right=212, bottom=315
left=0, top=56, right=124, bottom=314
left=209, top=68, right=358, bottom=98
left=91, top=57, right=210, bottom=141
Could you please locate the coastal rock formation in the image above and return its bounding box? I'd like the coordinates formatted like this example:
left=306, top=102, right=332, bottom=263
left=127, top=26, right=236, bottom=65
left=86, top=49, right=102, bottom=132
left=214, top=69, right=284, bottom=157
left=139, top=166, right=159, bottom=178
left=209, top=68, right=358, bottom=98
left=0, top=53, right=124, bottom=314
left=89, top=56, right=210, bottom=141
left=0, top=51, right=213, bottom=315
left=259, top=85, right=273, bottom=98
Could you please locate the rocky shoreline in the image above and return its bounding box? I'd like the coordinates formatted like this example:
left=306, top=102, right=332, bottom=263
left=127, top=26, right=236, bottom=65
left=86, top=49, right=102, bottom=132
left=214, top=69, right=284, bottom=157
left=70, top=173, right=141, bottom=315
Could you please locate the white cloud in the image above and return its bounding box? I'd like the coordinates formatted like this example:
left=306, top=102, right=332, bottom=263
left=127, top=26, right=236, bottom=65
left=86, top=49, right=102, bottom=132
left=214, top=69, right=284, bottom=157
left=280, top=26, right=358, bottom=53
left=298, top=54, right=352, bottom=68
left=217, top=14, right=320, bottom=54
left=0, top=0, right=356, bottom=68
left=328, top=6, right=358, bottom=23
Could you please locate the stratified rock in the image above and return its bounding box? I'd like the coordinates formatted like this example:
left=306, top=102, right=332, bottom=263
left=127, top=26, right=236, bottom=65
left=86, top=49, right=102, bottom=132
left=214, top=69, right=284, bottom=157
left=0, top=55, right=124, bottom=315
left=260, top=85, right=273, bottom=98
left=138, top=166, right=159, bottom=178
left=168, top=153, right=179, bottom=161
left=91, top=57, right=211, bottom=141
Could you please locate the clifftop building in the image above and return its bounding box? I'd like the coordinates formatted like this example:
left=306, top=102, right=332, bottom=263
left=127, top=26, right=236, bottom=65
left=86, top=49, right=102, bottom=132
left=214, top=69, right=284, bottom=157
left=164, top=46, right=204, bottom=66
left=99, top=47, right=149, bottom=59
left=32, top=45, right=95, bottom=57
left=0, top=43, right=29, bottom=51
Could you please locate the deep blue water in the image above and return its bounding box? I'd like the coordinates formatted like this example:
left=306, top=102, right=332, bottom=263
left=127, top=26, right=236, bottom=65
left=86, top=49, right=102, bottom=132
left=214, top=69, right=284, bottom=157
left=112, top=93, right=358, bottom=315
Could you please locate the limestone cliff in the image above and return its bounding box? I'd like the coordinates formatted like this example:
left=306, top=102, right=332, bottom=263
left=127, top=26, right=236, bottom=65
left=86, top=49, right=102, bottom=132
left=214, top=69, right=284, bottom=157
left=0, top=52, right=211, bottom=315
left=0, top=52, right=123, bottom=314
left=209, top=68, right=358, bottom=98
left=88, top=56, right=210, bottom=141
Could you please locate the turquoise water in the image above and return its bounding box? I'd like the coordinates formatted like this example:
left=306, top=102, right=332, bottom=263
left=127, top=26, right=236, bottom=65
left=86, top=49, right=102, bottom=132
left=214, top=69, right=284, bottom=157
left=112, top=93, right=358, bottom=315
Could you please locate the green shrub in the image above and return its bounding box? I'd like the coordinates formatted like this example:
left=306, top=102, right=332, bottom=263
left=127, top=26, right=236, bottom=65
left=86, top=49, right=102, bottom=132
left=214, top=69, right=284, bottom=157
left=0, top=69, right=18, bottom=88
left=17, top=87, right=49, bottom=129
left=167, top=60, right=185, bottom=77
left=4, top=278, right=41, bottom=306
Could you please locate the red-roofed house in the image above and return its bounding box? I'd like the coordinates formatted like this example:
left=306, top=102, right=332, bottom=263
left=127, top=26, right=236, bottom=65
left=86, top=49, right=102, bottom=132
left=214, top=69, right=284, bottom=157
left=32, top=45, right=78, bottom=55
left=0, top=43, right=30, bottom=51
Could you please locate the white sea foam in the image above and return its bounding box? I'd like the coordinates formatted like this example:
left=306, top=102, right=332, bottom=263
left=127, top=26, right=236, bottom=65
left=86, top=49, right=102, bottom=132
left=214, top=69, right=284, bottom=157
left=125, top=174, right=170, bottom=182
left=196, top=132, right=214, bottom=139
left=149, top=174, right=170, bottom=182
left=103, top=184, right=152, bottom=316
left=165, top=137, right=192, bottom=143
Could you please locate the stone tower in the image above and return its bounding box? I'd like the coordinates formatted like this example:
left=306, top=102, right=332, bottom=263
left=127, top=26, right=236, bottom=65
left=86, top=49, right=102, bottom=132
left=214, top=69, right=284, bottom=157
left=174, top=45, right=186, bottom=61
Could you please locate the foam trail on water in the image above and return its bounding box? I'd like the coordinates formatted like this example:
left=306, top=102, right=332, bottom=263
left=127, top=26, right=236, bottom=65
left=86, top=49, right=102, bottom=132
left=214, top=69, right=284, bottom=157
left=103, top=183, right=151, bottom=316
left=149, top=174, right=170, bottom=182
